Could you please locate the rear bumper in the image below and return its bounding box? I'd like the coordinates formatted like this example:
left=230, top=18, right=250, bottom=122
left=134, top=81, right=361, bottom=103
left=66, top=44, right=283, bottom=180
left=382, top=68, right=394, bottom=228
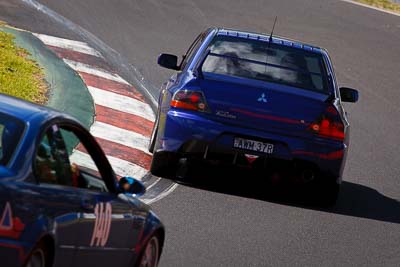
left=156, top=110, right=347, bottom=181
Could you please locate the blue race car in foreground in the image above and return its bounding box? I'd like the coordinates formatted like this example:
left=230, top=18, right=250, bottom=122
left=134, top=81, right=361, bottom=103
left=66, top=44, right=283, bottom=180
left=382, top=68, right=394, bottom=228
left=149, top=28, right=358, bottom=206
left=0, top=94, right=164, bottom=267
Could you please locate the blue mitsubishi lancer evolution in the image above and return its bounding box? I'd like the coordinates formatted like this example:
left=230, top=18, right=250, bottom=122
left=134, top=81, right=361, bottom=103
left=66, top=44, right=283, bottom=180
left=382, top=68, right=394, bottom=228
left=149, top=28, right=359, bottom=206
left=0, top=94, right=164, bottom=267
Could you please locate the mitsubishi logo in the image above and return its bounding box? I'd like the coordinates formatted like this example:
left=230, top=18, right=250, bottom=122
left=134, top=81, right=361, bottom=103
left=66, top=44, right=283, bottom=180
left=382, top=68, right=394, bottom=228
left=258, top=93, right=267, bottom=103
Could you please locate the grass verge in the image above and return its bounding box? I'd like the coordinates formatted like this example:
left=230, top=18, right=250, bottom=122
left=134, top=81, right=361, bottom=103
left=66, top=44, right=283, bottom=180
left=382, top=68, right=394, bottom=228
left=355, top=0, right=400, bottom=13
left=0, top=28, right=48, bottom=104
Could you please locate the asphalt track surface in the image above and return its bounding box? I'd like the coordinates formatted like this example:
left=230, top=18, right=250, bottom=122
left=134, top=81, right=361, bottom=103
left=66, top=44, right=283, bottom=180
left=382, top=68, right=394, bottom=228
left=1, top=0, right=400, bottom=266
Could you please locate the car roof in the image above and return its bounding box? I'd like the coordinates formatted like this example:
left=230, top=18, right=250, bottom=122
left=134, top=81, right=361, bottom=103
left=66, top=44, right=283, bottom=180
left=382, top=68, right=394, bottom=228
left=0, top=93, right=61, bottom=122
left=214, top=28, right=324, bottom=54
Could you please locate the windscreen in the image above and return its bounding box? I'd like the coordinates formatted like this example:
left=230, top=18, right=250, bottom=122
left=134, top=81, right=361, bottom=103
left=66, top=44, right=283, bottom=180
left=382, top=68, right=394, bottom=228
left=202, top=35, right=329, bottom=93
left=0, top=113, right=25, bottom=166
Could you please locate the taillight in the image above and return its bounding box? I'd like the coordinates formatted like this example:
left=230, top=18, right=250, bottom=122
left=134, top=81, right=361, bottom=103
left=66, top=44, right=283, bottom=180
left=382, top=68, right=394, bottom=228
left=170, top=90, right=210, bottom=112
left=309, top=106, right=345, bottom=141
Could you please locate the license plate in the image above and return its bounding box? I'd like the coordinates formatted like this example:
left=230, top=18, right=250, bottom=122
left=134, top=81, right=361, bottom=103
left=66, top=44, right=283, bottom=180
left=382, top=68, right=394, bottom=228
left=233, top=138, right=274, bottom=154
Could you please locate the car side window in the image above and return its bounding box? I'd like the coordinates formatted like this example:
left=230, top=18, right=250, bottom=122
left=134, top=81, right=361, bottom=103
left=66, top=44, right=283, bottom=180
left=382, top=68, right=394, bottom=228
left=60, top=127, right=109, bottom=193
left=34, top=124, right=108, bottom=193
left=35, top=126, right=73, bottom=186
left=180, top=33, right=205, bottom=70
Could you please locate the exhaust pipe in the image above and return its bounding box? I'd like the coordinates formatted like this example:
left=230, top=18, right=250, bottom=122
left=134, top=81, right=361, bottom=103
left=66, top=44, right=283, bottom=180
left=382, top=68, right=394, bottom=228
left=301, top=169, right=315, bottom=183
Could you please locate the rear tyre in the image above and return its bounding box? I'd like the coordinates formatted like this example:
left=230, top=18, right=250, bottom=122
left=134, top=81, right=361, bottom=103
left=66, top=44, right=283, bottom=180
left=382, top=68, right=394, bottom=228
left=150, top=152, right=177, bottom=179
left=25, top=241, right=49, bottom=267
left=148, top=124, right=158, bottom=153
left=136, top=235, right=160, bottom=267
left=175, top=158, right=193, bottom=182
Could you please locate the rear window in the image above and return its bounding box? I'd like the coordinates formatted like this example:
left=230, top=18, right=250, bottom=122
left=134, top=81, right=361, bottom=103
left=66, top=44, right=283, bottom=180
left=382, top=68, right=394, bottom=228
left=202, top=35, right=329, bottom=93
left=0, top=113, right=25, bottom=166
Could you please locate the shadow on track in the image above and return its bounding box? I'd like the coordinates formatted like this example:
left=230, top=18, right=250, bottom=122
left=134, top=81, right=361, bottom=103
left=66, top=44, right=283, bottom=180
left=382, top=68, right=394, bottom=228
left=172, top=165, right=400, bottom=224
left=333, top=182, right=400, bottom=224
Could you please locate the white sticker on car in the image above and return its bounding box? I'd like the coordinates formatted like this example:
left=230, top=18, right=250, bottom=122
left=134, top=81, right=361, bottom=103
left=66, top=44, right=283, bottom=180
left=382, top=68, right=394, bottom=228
left=90, top=202, right=112, bottom=247
left=0, top=202, right=13, bottom=230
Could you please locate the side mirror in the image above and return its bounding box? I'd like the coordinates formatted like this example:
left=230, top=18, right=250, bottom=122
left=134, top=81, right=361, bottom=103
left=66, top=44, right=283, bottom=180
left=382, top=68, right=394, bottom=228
left=340, top=87, right=359, bottom=103
left=158, top=53, right=179, bottom=70
left=118, top=177, right=146, bottom=197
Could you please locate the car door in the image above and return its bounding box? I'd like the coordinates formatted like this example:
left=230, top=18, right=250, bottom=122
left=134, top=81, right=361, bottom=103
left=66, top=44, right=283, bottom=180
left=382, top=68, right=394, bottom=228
left=55, top=124, right=145, bottom=267
left=31, top=124, right=84, bottom=267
